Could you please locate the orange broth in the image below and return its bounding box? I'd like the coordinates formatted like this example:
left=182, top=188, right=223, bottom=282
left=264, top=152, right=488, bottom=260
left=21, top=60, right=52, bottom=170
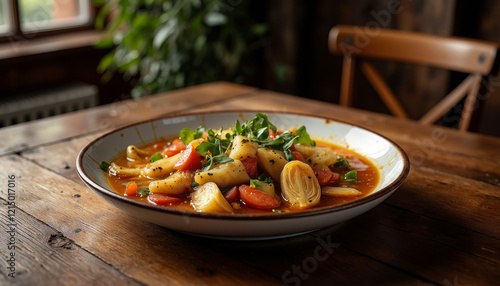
left=107, top=138, right=380, bottom=214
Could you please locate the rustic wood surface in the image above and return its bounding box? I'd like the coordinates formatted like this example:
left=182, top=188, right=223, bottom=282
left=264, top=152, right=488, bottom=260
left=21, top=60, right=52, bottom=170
left=1, top=82, right=499, bottom=285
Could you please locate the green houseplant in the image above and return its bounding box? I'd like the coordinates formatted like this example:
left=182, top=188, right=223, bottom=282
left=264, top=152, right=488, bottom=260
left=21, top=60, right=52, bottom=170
left=94, top=0, right=267, bottom=97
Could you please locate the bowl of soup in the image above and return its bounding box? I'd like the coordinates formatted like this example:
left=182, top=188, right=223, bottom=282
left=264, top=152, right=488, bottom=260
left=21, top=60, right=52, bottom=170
left=76, top=111, right=409, bottom=239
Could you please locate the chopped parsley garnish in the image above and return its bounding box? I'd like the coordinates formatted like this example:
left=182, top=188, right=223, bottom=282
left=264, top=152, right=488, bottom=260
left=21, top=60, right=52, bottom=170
left=190, top=182, right=200, bottom=188
left=138, top=188, right=150, bottom=197
left=100, top=160, right=111, bottom=171
left=195, top=128, right=234, bottom=172
left=150, top=152, right=163, bottom=163
left=179, top=125, right=205, bottom=145
left=344, top=170, right=361, bottom=182
left=250, top=174, right=274, bottom=188
left=334, top=156, right=350, bottom=168
left=177, top=114, right=316, bottom=173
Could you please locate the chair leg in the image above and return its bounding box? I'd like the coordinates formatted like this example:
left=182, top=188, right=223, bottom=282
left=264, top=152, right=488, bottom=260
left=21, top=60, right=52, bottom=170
left=340, top=56, right=355, bottom=106
left=459, top=74, right=482, bottom=131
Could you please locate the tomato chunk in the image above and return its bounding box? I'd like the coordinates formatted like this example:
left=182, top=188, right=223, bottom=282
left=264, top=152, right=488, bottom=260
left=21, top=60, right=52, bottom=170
left=174, top=143, right=203, bottom=171
left=313, top=169, right=340, bottom=185
left=162, top=139, right=186, bottom=157
left=124, top=181, right=138, bottom=196
left=292, top=151, right=305, bottom=162
left=239, top=185, right=280, bottom=209
left=147, top=193, right=182, bottom=205
left=241, top=157, right=258, bottom=178
left=224, top=186, right=240, bottom=202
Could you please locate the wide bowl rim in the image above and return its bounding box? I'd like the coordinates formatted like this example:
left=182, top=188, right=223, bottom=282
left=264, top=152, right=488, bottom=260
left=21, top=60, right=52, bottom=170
left=76, top=110, right=410, bottom=221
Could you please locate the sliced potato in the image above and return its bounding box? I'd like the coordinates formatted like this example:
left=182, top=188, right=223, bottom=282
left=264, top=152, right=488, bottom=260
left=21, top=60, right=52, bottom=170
left=228, top=135, right=258, bottom=160
left=142, top=153, right=181, bottom=178
left=280, top=161, right=321, bottom=208
left=148, top=171, right=193, bottom=195
left=109, top=163, right=142, bottom=177
left=255, top=182, right=277, bottom=199
left=195, top=160, right=250, bottom=188
left=321, top=186, right=362, bottom=196
left=126, top=145, right=150, bottom=161
left=190, top=182, right=233, bottom=213
left=293, top=144, right=317, bottom=158
left=305, top=147, right=337, bottom=168
left=256, top=147, right=289, bottom=183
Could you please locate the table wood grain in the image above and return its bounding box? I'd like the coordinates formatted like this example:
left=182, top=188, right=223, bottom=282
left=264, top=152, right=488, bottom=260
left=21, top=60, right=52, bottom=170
left=1, top=82, right=499, bottom=285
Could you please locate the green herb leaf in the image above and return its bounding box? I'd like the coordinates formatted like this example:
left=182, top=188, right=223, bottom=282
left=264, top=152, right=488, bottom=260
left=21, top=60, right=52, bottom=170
left=344, top=170, right=361, bottom=182
left=150, top=152, right=163, bottom=163
left=334, top=156, right=350, bottom=168
left=190, top=182, right=199, bottom=188
left=179, top=126, right=204, bottom=145
left=250, top=179, right=261, bottom=188
left=295, top=126, right=316, bottom=146
left=100, top=160, right=111, bottom=171
left=212, top=155, right=234, bottom=164
left=272, top=209, right=283, bottom=213
left=138, top=188, right=150, bottom=197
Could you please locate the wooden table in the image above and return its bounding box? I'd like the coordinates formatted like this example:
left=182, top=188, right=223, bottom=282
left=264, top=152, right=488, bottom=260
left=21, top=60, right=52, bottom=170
left=1, top=82, right=499, bottom=285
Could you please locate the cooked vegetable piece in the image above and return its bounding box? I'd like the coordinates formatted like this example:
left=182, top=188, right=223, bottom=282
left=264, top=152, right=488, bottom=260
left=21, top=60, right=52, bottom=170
left=100, top=160, right=110, bottom=171
left=148, top=171, right=193, bottom=195
left=239, top=185, right=280, bottom=209
left=194, top=160, right=250, bottom=188
left=241, top=157, right=258, bottom=178
left=344, top=170, right=361, bottom=182
left=162, top=138, right=186, bottom=157
left=127, top=145, right=149, bottom=161
left=174, top=143, right=204, bottom=171
left=228, top=135, right=258, bottom=160
left=142, top=153, right=181, bottom=178
left=256, top=147, right=289, bottom=183
left=293, top=144, right=317, bottom=158
left=313, top=168, right=340, bottom=185
left=150, top=152, right=163, bottom=163
left=190, top=182, right=233, bottom=213
left=304, top=147, right=337, bottom=168
left=292, top=151, right=306, bottom=162
left=124, top=182, right=138, bottom=196
left=224, top=186, right=240, bottom=202
left=321, top=186, right=362, bottom=196
left=280, top=161, right=321, bottom=208
left=109, top=163, right=142, bottom=177
left=147, top=193, right=182, bottom=205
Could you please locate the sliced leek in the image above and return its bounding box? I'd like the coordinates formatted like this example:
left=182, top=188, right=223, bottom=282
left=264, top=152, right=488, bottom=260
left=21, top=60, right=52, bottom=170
left=280, top=161, right=321, bottom=208
left=321, top=186, right=362, bottom=196
left=190, top=182, right=233, bottom=213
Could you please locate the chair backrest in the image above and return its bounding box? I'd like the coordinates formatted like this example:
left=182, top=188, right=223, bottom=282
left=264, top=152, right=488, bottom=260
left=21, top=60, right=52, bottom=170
left=328, top=25, right=500, bottom=131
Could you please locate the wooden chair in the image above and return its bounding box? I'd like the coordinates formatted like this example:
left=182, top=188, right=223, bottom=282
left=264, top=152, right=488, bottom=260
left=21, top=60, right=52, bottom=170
left=328, top=25, right=500, bottom=131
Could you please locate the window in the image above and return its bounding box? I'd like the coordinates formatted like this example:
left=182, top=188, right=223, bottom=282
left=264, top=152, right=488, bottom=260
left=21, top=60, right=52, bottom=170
left=0, top=0, right=94, bottom=42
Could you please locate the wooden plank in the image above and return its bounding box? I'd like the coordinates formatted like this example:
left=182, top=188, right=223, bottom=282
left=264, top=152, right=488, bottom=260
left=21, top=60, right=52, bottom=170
left=0, top=200, right=141, bottom=285
left=315, top=210, right=500, bottom=285
left=396, top=141, right=500, bottom=187
left=0, top=155, right=281, bottom=285
left=0, top=82, right=257, bottom=155
left=386, top=166, right=500, bottom=238
left=368, top=204, right=500, bottom=265
left=184, top=232, right=432, bottom=286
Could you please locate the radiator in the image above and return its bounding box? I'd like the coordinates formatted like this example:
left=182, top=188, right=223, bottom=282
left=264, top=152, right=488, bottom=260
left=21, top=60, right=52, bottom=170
left=0, top=83, right=98, bottom=127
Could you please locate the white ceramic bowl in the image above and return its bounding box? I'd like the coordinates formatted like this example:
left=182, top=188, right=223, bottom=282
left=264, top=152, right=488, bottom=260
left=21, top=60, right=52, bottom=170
left=76, top=111, right=409, bottom=240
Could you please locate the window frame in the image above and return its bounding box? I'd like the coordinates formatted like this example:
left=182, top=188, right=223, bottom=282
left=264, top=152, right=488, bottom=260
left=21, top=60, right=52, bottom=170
left=0, top=0, right=97, bottom=44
